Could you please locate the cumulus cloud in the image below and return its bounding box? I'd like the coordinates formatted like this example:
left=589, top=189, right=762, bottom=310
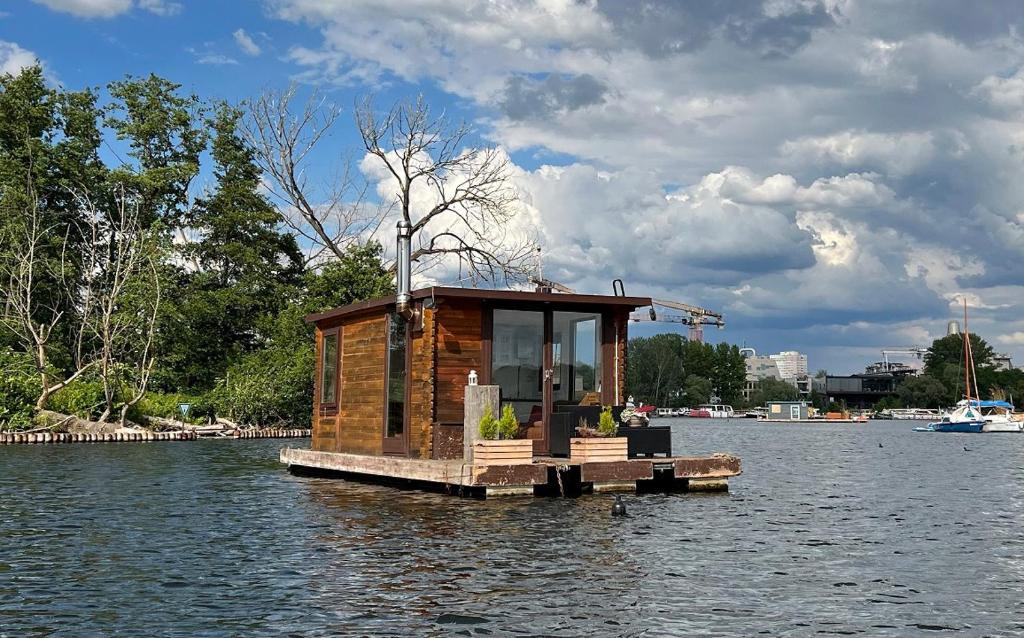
left=32, top=0, right=132, bottom=18
left=138, top=0, right=180, bottom=16
left=185, top=47, right=238, bottom=66
left=974, top=69, right=1024, bottom=111
left=266, top=0, right=1024, bottom=370
left=500, top=73, right=607, bottom=120
left=0, top=41, right=39, bottom=76
left=233, top=28, right=261, bottom=56
left=780, top=130, right=942, bottom=176
left=32, top=0, right=179, bottom=17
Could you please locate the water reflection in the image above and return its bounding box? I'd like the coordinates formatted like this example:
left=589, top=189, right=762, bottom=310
left=1, top=423, right=1023, bottom=635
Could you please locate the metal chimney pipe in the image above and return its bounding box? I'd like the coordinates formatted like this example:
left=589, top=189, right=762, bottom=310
left=396, top=219, right=413, bottom=318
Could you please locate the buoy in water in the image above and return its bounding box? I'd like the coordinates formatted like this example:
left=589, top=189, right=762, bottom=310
left=611, top=495, right=627, bottom=517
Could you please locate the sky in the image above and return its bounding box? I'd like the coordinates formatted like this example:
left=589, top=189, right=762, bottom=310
left=4, top=0, right=1024, bottom=374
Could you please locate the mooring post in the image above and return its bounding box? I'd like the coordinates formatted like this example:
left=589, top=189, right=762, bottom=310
left=463, top=384, right=500, bottom=462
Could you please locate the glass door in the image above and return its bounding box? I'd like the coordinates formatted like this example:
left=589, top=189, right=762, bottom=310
left=383, top=313, right=409, bottom=455
left=490, top=309, right=547, bottom=454
left=551, top=312, right=602, bottom=406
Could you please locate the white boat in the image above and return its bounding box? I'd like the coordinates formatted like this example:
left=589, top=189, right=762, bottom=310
left=974, top=400, right=1023, bottom=432
left=696, top=404, right=735, bottom=419
left=914, top=300, right=1013, bottom=433
left=888, top=408, right=941, bottom=420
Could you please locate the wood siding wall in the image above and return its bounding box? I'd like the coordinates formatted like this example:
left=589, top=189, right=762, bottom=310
left=408, top=308, right=436, bottom=459
left=311, top=327, right=337, bottom=450
left=434, top=300, right=483, bottom=427
left=312, top=314, right=387, bottom=455
left=310, top=298, right=630, bottom=460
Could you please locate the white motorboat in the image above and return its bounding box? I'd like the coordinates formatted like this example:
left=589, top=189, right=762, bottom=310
left=696, top=404, right=735, bottom=419
left=974, top=400, right=1023, bottom=432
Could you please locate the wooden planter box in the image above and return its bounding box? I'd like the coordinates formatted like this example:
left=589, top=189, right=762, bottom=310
left=473, top=439, right=534, bottom=465
left=570, top=436, right=628, bottom=463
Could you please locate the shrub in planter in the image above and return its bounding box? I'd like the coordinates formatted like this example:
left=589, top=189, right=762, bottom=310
left=570, top=404, right=628, bottom=462
left=598, top=406, right=617, bottom=437
left=498, top=404, right=519, bottom=440
left=475, top=403, right=532, bottom=464
left=479, top=404, right=499, bottom=440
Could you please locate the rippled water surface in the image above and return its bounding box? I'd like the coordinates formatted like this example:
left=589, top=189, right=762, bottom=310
left=2, top=419, right=1024, bottom=636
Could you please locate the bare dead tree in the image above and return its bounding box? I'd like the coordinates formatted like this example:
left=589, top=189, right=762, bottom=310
left=243, top=83, right=389, bottom=266
left=0, top=192, right=96, bottom=411
left=355, top=94, right=536, bottom=284
left=74, top=185, right=162, bottom=425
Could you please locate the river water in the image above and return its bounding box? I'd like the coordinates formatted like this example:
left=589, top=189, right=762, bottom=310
left=1, top=419, right=1022, bottom=637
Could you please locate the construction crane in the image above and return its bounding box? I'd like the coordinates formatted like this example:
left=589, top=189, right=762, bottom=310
left=629, top=299, right=725, bottom=343
left=531, top=277, right=576, bottom=294
left=532, top=275, right=726, bottom=343
left=880, top=347, right=928, bottom=371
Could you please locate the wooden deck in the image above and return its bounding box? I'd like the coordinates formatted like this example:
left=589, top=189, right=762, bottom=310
left=280, top=447, right=742, bottom=497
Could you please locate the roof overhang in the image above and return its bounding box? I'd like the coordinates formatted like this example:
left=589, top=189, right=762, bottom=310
left=305, top=286, right=653, bottom=324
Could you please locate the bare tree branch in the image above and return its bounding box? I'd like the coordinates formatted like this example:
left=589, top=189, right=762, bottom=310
left=242, top=84, right=388, bottom=266
left=354, top=94, right=537, bottom=285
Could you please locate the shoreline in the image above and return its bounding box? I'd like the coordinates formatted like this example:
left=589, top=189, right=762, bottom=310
left=0, top=428, right=311, bottom=445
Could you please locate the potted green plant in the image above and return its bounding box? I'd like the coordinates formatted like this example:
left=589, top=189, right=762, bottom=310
left=570, top=406, right=628, bottom=462
left=474, top=404, right=534, bottom=465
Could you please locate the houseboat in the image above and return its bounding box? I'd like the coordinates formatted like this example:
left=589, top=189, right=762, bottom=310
left=279, top=222, right=742, bottom=496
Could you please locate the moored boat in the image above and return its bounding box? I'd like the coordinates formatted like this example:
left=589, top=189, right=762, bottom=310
left=914, top=403, right=985, bottom=433
left=696, top=404, right=735, bottom=418
left=976, top=400, right=1022, bottom=432
left=915, top=300, right=990, bottom=434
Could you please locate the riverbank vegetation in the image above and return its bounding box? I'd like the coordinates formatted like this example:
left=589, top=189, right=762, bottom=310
left=875, top=332, right=1024, bottom=410
left=0, top=66, right=529, bottom=431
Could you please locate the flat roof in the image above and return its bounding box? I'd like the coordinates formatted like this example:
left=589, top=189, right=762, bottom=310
left=306, top=286, right=653, bottom=324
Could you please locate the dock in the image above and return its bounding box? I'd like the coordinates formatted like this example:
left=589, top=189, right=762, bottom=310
left=281, top=447, right=741, bottom=498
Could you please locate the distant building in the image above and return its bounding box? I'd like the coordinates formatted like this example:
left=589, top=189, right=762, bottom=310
left=742, top=349, right=810, bottom=401
left=824, top=363, right=917, bottom=409
left=993, top=354, right=1014, bottom=371
left=770, top=351, right=808, bottom=378
left=864, top=361, right=916, bottom=375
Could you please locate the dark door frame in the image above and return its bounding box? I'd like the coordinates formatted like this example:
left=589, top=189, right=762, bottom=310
left=382, top=313, right=411, bottom=456
left=482, top=304, right=613, bottom=456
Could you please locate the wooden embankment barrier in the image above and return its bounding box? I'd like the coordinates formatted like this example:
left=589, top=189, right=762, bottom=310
left=0, top=428, right=311, bottom=445
left=231, top=428, right=312, bottom=439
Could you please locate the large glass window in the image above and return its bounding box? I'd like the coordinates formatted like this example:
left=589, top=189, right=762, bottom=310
left=385, top=314, right=407, bottom=438
left=491, top=309, right=544, bottom=426
left=552, top=312, right=602, bottom=405
left=320, top=332, right=338, bottom=403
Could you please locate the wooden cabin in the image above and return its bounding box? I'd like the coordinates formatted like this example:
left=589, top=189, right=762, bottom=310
left=305, top=287, right=653, bottom=460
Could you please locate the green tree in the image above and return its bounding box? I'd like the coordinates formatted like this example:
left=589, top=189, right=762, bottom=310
left=873, top=396, right=901, bottom=412
left=155, top=103, right=303, bottom=390
left=626, top=333, right=686, bottom=405
left=214, top=244, right=394, bottom=427
left=105, top=74, right=205, bottom=228
left=897, top=375, right=948, bottom=408
left=0, top=66, right=108, bottom=361
left=682, top=374, right=713, bottom=405
left=711, top=342, right=746, bottom=405
left=749, top=377, right=800, bottom=406
left=924, top=333, right=995, bottom=375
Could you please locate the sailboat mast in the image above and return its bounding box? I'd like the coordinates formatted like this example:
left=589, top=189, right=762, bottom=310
left=963, top=298, right=971, bottom=403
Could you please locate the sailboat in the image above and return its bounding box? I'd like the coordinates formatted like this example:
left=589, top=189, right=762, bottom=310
left=914, top=299, right=987, bottom=433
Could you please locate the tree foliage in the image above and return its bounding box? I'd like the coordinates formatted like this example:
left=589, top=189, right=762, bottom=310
left=897, top=375, right=948, bottom=409
left=748, top=377, right=800, bottom=406
left=0, top=66, right=403, bottom=429
left=627, top=335, right=747, bottom=407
